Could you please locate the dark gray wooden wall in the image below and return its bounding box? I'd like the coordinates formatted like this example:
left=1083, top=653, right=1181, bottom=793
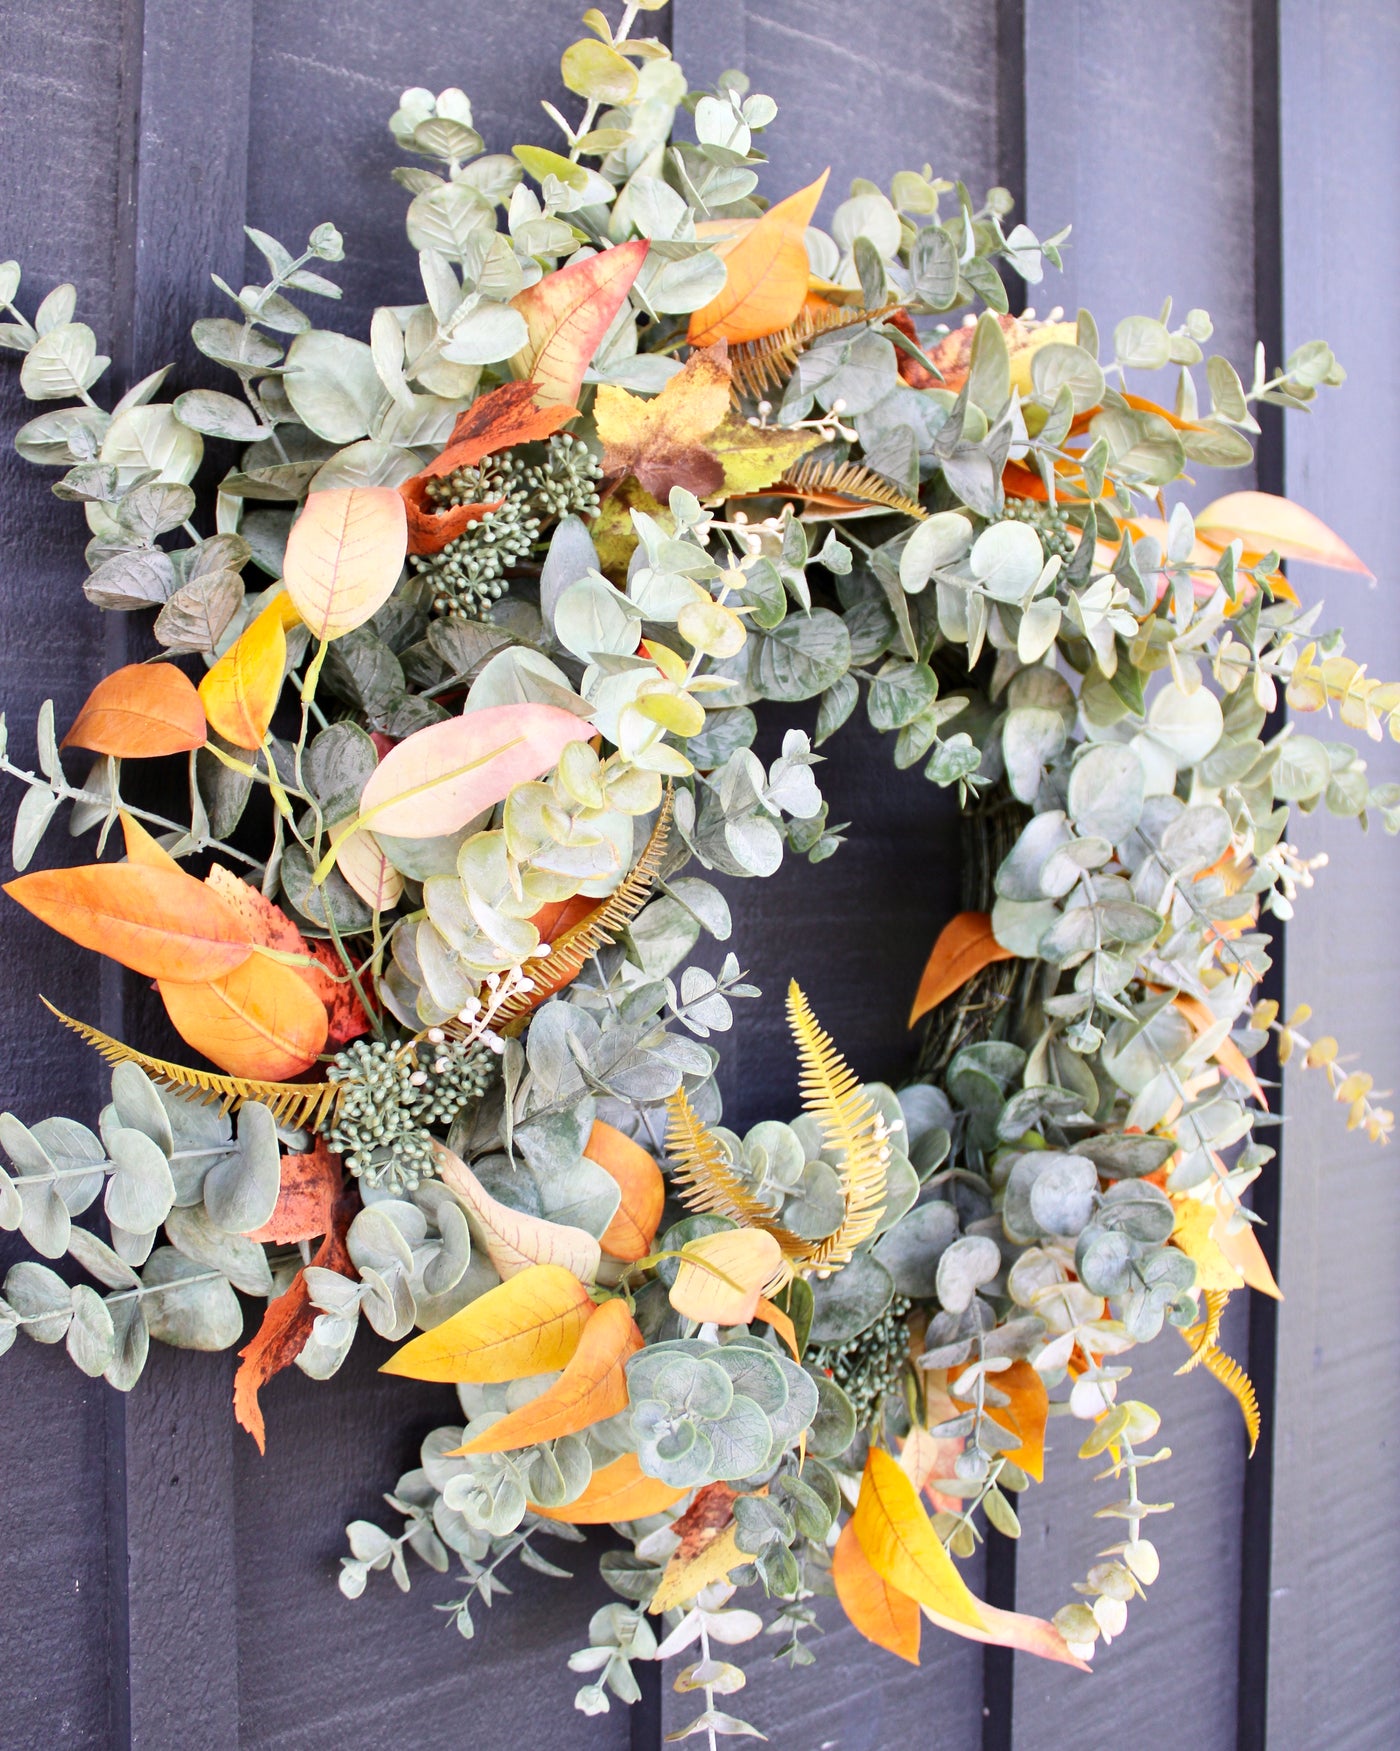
left=1, top=2, right=1395, bottom=1747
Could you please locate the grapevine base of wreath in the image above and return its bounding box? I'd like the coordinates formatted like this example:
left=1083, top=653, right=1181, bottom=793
left=0, top=1, right=1388, bottom=1736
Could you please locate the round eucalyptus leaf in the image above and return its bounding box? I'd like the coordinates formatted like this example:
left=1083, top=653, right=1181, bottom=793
left=66, top=1284, right=116, bottom=1378
left=1097, top=1179, right=1176, bottom=1244
left=1068, top=743, right=1145, bottom=843
left=4, top=1260, right=73, bottom=1342
left=202, top=1102, right=280, bottom=1234
left=874, top=1200, right=960, bottom=1297
left=105, top=1129, right=176, bottom=1234
left=995, top=809, right=1072, bottom=901
left=110, top=1064, right=174, bottom=1155
left=1075, top=1226, right=1135, bottom=1296
left=104, top=1297, right=150, bottom=1392
left=805, top=1371, right=858, bottom=1460
left=421, top=1200, right=472, bottom=1298
left=899, top=511, right=974, bottom=594
left=706, top=1392, right=776, bottom=1480
left=1027, top=1153, right=1100, bottom=1237
left=283, top=329, right=382, bottom=443
left=970, top=520, right=1044, bottom=603
left=935, top=1234, right=1002, bottom=1313
left=1145, top=682, right=1223, bottom=767
left=16, top=1180, right=70, bottom=1260
left=140, top=1249, right=243, bottom=1350
left=808, top=1253, right=894, bottom=1344
left=782, top=1160, right=844, bottom=1240
left=751, top=608, right=851, bottom=702
left=165, top=1203, right=274, bottom=1297
left=1003, top=707, right=1067, bottom=804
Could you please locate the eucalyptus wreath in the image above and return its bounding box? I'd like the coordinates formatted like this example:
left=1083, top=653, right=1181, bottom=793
left=0, top=1, right=1388, bottom=1737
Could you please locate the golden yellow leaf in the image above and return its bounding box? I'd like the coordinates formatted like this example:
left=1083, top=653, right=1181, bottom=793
left=850, top=1447, right=986, bottom=1629
left=909, top=911, right=1016, bottom=1027
left=527, top=1451, right=687, bottom=1524
left=198, top=597, right=286, bottom=749
left=381, top=1262, right=596, bottom=1383
left=282, top=486, right=408, bottom=640
left=668, top=1226, right=783, bottom=1325
left=434, top=1143, right=602, bottom=1282
left=650, top=1485, right=748, bottom=1613
left=1171, top=1196, right=1245, bottom=1293
left=688, top=171, right=829, bottom=346
left=832, top=1518, right=922, bottom=1664
left=448, top=1297, right=641, bottom=1453
left=1194, top=489, right=1372, bottom=576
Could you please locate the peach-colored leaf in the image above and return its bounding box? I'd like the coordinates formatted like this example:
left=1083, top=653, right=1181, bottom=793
left=688, top=172, right=829, bottom=346
left=909, top=911, right=1016, bottom=1027
left=434, top=1144, right=601, bottom=1282
left=246, top=1138, right=343, bottom=1245
left=447, top=1297, right=641, bottom=1453
left=511, top=238, right=650, bottom=406
left=157, top=951, right=329, bottom=1079
left=584, top=1118, right=665, bottom=1262
left=5, top=861, right=252, bottom=983
left=356, top=702, right=594, bottom=839
left=383, top=1261, right=597, bottom=1383
left=1194, top=490, right=1372, bottom=577
left=851, top=1447, right=986, bottom=1629
left=329, top=819, right=403, bottom=913
left=668, top=1227, right=784, bottom=1325
left=282, top=487, right=408, bottom=640
left=198, top=597, right=287, bottom=749
left=528, top=1451, right=687, bottom=1524
left=920, top=1600, right=1091, bottom=1670
left=63, top=663, right=207, bottom=758
left=832, top=1518, right=922, bottom=1664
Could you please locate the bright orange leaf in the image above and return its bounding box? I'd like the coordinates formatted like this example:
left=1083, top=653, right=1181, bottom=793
left=282, top=487, right=408, bottom=640
left=755, top=1295, right=800, bottom=1361
left=382, top=1261, right=596, bottom=1383
left=63, top=663, right=207, bottom=759
left=246, top=1137, right=343, bottom=1245
left=198, top=597, right=287, bottom=749
left=688, top=171, right=829, bottom=345
left=668, top=1227, right=784, bottom=1325
left=527, top=1451, right=687, bottom=1524
left=909, top=911, right=1016, bottom=1027
left=157, top=951, right=329, bottom=1079
left=510, top=238, right=650, bottom=406
left=584, top=1119, right=665, bottom=1262
left=447, top=1297, right=641, bottom=1454
left=850, top=1447, right=985, bottom=1629
left=832, top=1518, right=922, bottom=1664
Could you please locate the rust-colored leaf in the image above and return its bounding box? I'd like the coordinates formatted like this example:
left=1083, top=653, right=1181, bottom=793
left=233, top=1183, right=357, bottom=1453
left=688, top=172, right=829, bottom=346
left=63, top=663, right=207, bottom=758
left=527, top=1451, right=687, bottom=1524
left=382, top=1263, right=596, bottom=1383
left=511, top=238, right=650, bottom=406
left=447, top=1297, right=641, bottom=1453
left=583, top=1118, right=665, bottom=1262
left=832, top=1518, right=922, bottom=1664
left=246, top=1137, right=343, bottom=1245
left=198, top=597, right=286, bottom=749
left=909, top=911, right=1016, bottom=1027
left=649, top=1483, right=745, bottom=1613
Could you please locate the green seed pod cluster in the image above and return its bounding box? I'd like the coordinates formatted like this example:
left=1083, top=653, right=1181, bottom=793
left=807, top=1295, right=913, bottom=1427
left=326, top=1037, right=494, bottom=1193
left=997, top=494, right=1078, bottom=562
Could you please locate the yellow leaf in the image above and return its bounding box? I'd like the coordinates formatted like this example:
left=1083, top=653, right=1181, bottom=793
left=1194, top=489, right=1372, bottom=577
left=527, top=1451, right=687, bottom=1524
left=381, top=1262, right=596, bottom=1383
left=706, top=412, right=821, bottom=499
left=282, top=487, right=408, bottom=640
left=329, top=819, right=403, bottom=913
left=1171, top=1196, right=1245, bottom=1293
left=560, top=37, right=638, bottom=104
left=832, top=1519, right=922, bottom=1664
left=448, top=1297, right=641, bottom=1452
left=688, top=171, right=830, bottom=345
left=909, top=911, right=1016, bottom=1027
left=198, top=597, right=286, bottom=749
left=435, top=1143, right=602, bottom=1282
left=651, top=1522, right=745, bottom=1614
left=850, top=1447, right=986, bottom=1630
left=668, top=1227, right=783, bottom=1325
left=595, top=345, right=733, bottom=502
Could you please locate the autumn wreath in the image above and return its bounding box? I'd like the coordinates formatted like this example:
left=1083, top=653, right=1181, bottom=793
left=0, top=1, right=1387, bottom=1736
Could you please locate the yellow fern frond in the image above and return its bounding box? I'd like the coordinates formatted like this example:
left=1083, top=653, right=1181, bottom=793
left=1175, top=1287, right=1231, bottom=1375
left=41, top=1000, right=342, bottom=1129
left=1193, top=1340, right=1261, bottom=1455
left=774, top=456, right=928, bottom=521
left=665, top=1085, right=806, bottom=1269
left=785, top=981, right=891, bottom=1270
left=728, top=300, right=906, bottom=400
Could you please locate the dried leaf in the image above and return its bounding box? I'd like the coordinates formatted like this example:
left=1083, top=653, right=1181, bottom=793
left=584, top=1118, right=665, bottom=1262
left=596, top=345, right=731, bottom=501
left=434, top=1143, right=602, bottom=1282
left=62, top=663, right=207, bottom=759
left=448, top=1297, right=641, bottom=1452
left=668, top=1227, right=784, bottom=1325
left=233, top=1183, right=357, bottom=1453
left=688, top=172, right=829, bottom=346
left=1195, top=489, right=1372, bottom=576
left=511, top=238, right=649, bottom=406
left=382, top=1261, right=596, bottom=1383
left=528, top=1450, right=687, bottom=1524
left=198, top=596, right=286, bottom=749
left=773, top=455, right=927, bottom=522
left=157, top=951, right=329, bottom=1080
left=831, top=1518, right=922, bottom=1664
left=850, top=1447, right=985, bottom=1629
left=909, top=912, right=1016, bottom=1026
left=650, top=1484, right=745, bottom=1613
left=282, top=487, right=409, bottom=639
left=667, top=1084, right=809, bottom=1261
left=246, top=1137, right=342, bottom=1244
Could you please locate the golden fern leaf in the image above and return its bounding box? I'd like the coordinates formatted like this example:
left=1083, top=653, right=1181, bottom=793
left=665, top=1084, right=806, bottom=1268
left=728, top=300, right=906, bottom=400
left=1175, top=1287, right=1231, bottom=1375
left=1195, top=1340, right=1261, bottom=1456
left=785, top=980, right=891, bottom=1270
left=774, top=456, right=928, bottom=521
left=41, top=999, right=342, bottom=1129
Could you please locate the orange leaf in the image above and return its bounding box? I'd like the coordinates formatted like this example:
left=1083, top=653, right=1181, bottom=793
left=650, top=1484, right=744, bottom=1613
left=755, top=1295, right=799, bottom=1361
left=447, top=1297, right=641, bottom=1453
left=1194, top=490, right=1372, bottom=577
left=246, top=1138, right=343, bottom=1244
left=909, top=911, right=1016, bottom=1027
left=668, top=1227, right=783, bottom=1325
left=832, top=1519, right=922, bottom=1664
left=382, top=1262, right=596, bottom=1383
left=120, top=810, right=180, bottom=872
left=5, top=861, right=253, bottom=983
left=282, top=487, right=409, bottom=640
left=511, top=238, right=650, bottom=406
left=157, top=951, right=329, bottom=1079
left=919, top=1600, right=1091, bottom=1670
left=688, top=171, right=829, bottom=345
left=995, top=1359, right=1048, bottom=1482
left=233, top=1183, right=357, bottom=1453
left=198, top=597, right=286, bottom=749
left=595, top=344, right=733, bottom=502
left=850, top=1447, right=985, bottom=1629
left=399, top=382, right=577, bottom=554
left=584, top=1119, right=665, bottom=1262
left=435, top=1145, right=602, bottom=1282
left=527, top=1451, right=687, bottom=1524
left=1173, top=992, right=1268, bottom=1108
left=63, top=663, right=207, bottom=758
